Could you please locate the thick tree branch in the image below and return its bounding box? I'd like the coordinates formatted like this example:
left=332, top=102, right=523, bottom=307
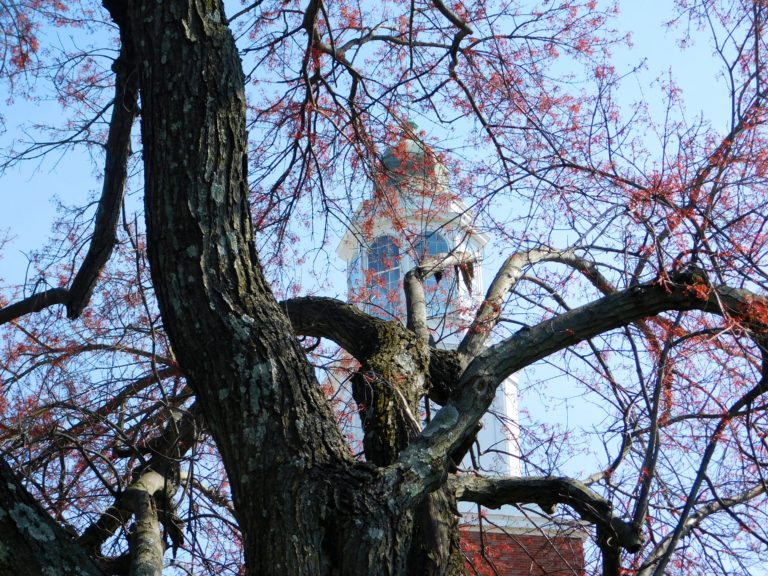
left=404, top=269, right=431, bottom=345
left=0, top=43, right=137, bottom=325
left=451, top=475, right=643, bottom=552
left=281, top=296, right=384, bottom=360
left=66, top=46, right=138, bottom=318
left=0, top=287, right=69, bottom=324
left=281, top=295, right=462, bottom=402
left=459, top=247, right=614, bottom=360
left=78, top=407, right=197, bottom=556
left=452, top=474, right=641, bottom=576
left=397, top=280, right=768, bottom=506
left=404, top=253, right=467, bottom=346
left=482, top=282, right=766, bottom=385
left=123, top=475, right=166, bottom=576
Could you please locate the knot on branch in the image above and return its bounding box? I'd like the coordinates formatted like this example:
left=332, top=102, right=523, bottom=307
left=669, top=264, right=710, bottom=289
left=608, top=517, right=644, bottom=553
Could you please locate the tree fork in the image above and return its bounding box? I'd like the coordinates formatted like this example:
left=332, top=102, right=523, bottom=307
left=109, top=1, right=460, bottom=573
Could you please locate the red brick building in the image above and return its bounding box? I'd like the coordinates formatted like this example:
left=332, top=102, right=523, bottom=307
left=459, top=512, right=586, bottom=576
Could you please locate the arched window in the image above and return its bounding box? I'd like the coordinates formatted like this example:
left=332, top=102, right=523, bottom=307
left=414, top=231, right=449, bottom=261
left=414, top=231, right=454, bottom=319
left=367, top=236, right=401, bottom=318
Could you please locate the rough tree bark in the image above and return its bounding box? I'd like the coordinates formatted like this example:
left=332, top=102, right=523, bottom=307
left=115, top=1, right=450, bottom=573
left=0, top=456, right=104, bottom=576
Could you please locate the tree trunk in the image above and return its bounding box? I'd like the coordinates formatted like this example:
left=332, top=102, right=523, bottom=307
left=116, top=1, right=463, bottom=573
left=350, top=323, right=465, bottom=575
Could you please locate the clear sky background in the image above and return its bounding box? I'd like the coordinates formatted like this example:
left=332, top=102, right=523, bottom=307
left=0, top=2, right=730, bottom=287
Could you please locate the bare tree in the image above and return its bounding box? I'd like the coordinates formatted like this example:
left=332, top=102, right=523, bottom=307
left=0, top=1, right=767, bottom=575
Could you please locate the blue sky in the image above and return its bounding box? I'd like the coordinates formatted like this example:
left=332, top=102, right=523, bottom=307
left=0, top=1, right=731, bottom=289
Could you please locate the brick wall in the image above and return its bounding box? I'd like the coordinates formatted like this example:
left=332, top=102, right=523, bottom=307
left=460, top=529, right=585, bottom=576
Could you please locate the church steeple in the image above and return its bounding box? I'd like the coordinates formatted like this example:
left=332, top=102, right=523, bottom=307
left=335, top=122, right=585, bottom=574
left=338, top=123, right=486, bottom=340
left=336, top=123, right=520, bottom=477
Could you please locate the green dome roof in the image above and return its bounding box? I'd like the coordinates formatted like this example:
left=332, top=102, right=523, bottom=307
left=382, top=122, right=434, bottom=174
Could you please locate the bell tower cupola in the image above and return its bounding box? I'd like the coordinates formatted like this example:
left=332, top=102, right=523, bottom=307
left=336, top=122, right=520, bottom=477
left=337, top=122, right=488, bottom=346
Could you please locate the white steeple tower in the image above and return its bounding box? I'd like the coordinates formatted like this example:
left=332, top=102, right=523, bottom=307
left=336, top=123, right=521, bottom=478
